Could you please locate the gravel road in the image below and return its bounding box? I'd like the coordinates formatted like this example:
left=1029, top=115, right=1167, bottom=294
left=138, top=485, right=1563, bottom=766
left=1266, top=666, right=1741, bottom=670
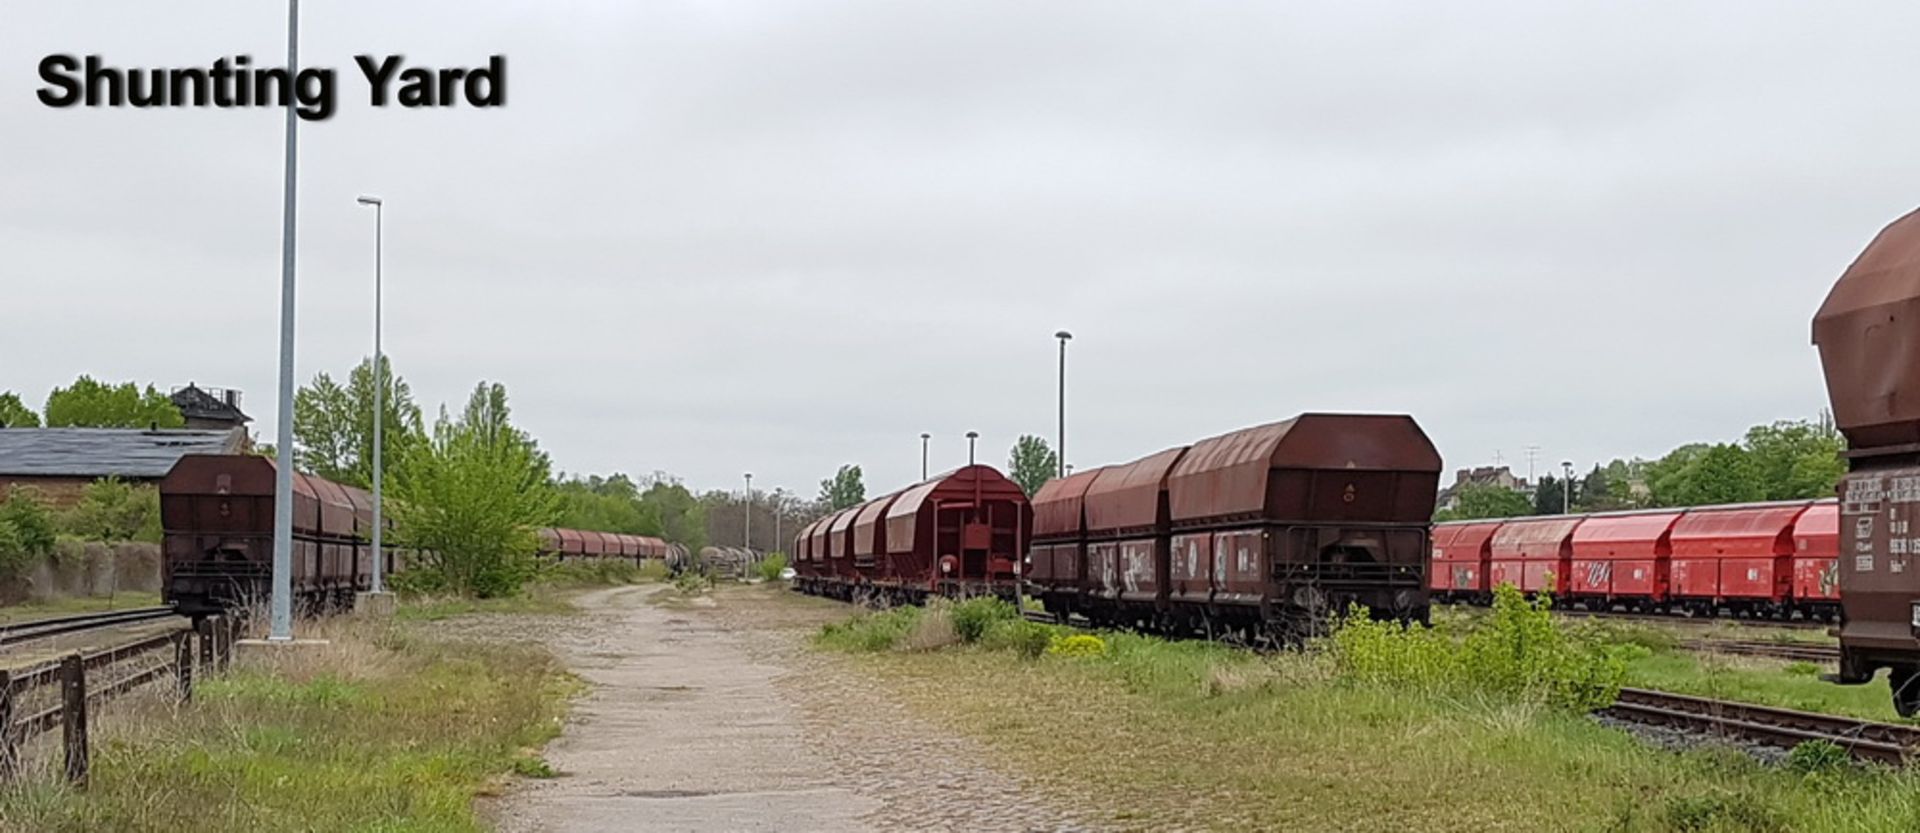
left=488, top=584, right=1095, bottom=833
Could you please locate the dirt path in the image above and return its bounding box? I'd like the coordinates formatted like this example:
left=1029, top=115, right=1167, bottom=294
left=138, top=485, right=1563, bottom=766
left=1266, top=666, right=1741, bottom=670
left=489, top=584, right=1094, bottom=833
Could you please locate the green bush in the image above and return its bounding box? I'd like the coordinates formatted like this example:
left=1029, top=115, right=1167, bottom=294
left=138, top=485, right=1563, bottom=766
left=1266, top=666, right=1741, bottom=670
left=1330, top=583, right=1625, bottom=712
left=60, top=477, right=161, bottom=543
left=757, top=552, right=789, bottom=582
left=0, top=519, right=27, bottom=578
left=0, top=487, right=57, bottom=556
left=1048, top=633, right=1110, bottom=658
left=817, top=607, right=922, bottom=652
left=983, top=619, right=1053, bottom=658
left=673, top=569, right=712, bottom=595
left=950, top=596, right=1017, bottom=643
left=1786, top=740, right=1850, bottom=776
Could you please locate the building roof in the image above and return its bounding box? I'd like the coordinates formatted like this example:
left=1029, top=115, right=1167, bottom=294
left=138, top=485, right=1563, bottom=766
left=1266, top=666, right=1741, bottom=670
left=0, top=428, right=246, bottom=478
left=170, top=384, right=251, bottom=424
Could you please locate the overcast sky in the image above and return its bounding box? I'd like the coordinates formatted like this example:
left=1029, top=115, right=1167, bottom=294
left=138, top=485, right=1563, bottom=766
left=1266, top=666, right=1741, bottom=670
left=3, top=1, right=1914, bottom=499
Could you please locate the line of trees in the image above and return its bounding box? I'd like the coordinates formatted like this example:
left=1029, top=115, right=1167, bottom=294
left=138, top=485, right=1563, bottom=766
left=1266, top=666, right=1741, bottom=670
left=1438, top=416, right=1847, bottom=522
left=0, top=377, right=186, bottom=429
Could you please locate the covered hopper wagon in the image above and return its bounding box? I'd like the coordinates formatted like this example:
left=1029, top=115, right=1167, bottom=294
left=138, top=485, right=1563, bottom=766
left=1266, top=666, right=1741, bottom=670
left=791, top=464, right=1031, bottom=604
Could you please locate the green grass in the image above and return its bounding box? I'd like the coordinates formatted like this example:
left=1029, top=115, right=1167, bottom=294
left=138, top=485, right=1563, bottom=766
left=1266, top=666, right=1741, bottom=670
left=0, top=592, right=165, bottom=623
left=1622, top=651, right=1905, bottom=721
left=394, top=591, right=576, bottom=622
left=818, top=610, right=1920, bottom=832
left=0, top=621, right=576, bottom=833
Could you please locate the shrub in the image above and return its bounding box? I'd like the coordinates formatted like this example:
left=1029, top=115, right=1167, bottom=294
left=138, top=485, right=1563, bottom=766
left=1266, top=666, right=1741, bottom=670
left=983, top=619, right=1053, bottom=658
left=756, top=552, right=789, bottom=583
left=950, top=596, right=1016, bottom=643
left=1329, top=583, right=1625, bottom=712
left=674, top=569, right=712, bottom=595
left=1047, top=633, right=1109, bottom=658
left=61, top=477, right=160, bottom=543
left=0, top=487, right=57, bottom=556
left=1786, top=740, right=1849, bottom=775
left=817, top=607, right=921, bottom=652
left=0, top=519, right=27, bottom=578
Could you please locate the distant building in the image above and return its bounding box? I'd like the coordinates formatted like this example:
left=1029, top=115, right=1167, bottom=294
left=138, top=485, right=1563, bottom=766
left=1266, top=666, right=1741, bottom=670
left=1436, top=465, right=1532, bottom=512
left=0, top=427, right=248, bottom=508
left=169, top=384, right=251, bottom=431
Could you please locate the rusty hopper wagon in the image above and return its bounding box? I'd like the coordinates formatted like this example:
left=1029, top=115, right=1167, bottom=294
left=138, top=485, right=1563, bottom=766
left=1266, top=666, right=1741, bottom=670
left=1028, top=413, right=1442, bottom=639
left=791, top=465, right=1031, bottom=604
left=1814, top=208, right=1920, bottom=715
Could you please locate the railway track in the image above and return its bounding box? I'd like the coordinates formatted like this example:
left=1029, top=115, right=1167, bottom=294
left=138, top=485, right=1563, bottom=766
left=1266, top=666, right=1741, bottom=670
left=0, top=606, right=181, bottom=649
left=1681, top=639, right=1840, bottom=663
left=1604, top=687, right=1920, bottom=764
left=1550, top=608, right=1832, bottom=631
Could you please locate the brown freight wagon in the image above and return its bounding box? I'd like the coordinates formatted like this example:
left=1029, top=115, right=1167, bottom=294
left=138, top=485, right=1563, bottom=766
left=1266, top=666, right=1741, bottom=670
left=160, top=454, right=388, bottom=617
left=1150, top=414, right=1440, bottom=638
left=1026, top=466, right=1104, bottom=616
left=1082, top=447, right=1188, bottom=628
left=1814, top=208, right=1920, bottom=715
left=796, top=466, right=1031, bottom=604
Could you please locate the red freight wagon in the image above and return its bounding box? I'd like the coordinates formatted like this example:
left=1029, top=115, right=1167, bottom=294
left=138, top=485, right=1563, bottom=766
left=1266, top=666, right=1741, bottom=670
left=1027, top=466, right=1103, bottom=615
left=791, top=519, right=819, bottom=582
left=1429, top=521, right=1500, bottom=602
left=1083, top=446, right=1187, bottom=623
left=827, top=508, right=860, bottom=577
left=1568, top=511, right=1681, bottom=608
left=1489, top=517, right=1581, bottom=596
left=1790, top=500, right=1839, bottom=619
left=1668, top=502, right=1811, bottom=615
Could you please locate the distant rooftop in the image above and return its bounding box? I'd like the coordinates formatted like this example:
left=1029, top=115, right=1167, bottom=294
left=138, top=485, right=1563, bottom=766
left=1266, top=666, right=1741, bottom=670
left=0, top=428, right=246, bottom=478
left=170, top=384, right=251, bottom=424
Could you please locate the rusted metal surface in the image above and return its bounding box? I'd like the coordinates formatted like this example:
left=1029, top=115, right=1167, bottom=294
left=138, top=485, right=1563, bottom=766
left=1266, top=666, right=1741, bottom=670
left=1165, top=413, right=1441, bottom=524
left=1085, top=447, right=1187, bottom=535
left=1569, top=511, right=1682, bottom=601
left=881, top=466, right=1030, bottom=587
left=851, top=491, right=903, bottom=561
left=1835, top=466, right=1920, bottom=681
left=1489, top=516, right=1582, bottom=595
left=827, top=507, right=860, bottom=563
left=1814, top=209, right=1920, bottom=451
left=1031, top=467, right=1102, bottom=539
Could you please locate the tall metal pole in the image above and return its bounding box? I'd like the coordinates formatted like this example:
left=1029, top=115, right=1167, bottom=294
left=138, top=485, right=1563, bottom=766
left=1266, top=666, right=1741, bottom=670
left=966, top=431, right=978, bottom=466
left=743, top=472, right=753, bottom=552
left=1055, top=331, right=1071, bottom=478
left=920, top=432, right=930, bottom=480
left=1561, top=461, right=1573, bottom=514
left=357, top=196, right=385, bottom=593
left=268, top=0, right=301, bottom=642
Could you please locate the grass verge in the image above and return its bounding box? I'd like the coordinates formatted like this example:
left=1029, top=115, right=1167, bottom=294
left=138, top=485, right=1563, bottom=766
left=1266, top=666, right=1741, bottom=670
left=0, top=592, right=165, bottom=623
left=0, top=614, right=577, bottom=832
left=817, top=601, right=1920, bottom=831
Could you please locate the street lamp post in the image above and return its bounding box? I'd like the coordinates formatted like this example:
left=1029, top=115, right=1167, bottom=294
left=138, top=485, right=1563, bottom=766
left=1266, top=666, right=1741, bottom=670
left=268, top=0, right=302, bottom=642
left=966, top=431, right=978, bottom=466
left=1561, top=460, right=1574, bottom=514
left=743, top=472, right=753, bottom=555
left=356, top=195, right=385, bottom=594
left=1055, top=330, right=1072, bottom=478
left=920, top=432, right=930, bottom=480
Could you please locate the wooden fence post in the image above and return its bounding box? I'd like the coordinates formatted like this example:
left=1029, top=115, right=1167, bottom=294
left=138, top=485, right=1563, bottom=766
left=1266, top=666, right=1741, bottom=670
left=197, top=618, right=215, bottom=672
left=60, top=654, right=88, bottom=788
left=174, top=632, right=194, bottom=703
left=0, top=670, right=16, bottom=782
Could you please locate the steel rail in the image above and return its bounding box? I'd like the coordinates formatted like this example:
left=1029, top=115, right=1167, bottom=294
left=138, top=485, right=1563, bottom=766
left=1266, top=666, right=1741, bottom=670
left=1604, top=687, right=1920, bottom=764
left=0, top=607, right=181, bottom=649
left=1680, top=639, right=1840, bottom=663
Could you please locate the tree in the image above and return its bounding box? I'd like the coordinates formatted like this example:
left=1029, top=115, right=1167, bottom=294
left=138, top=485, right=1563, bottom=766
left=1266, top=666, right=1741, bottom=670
left=0, top=392, right=39, bottom=427
left=640, top=476, right=707, bottom=553
left=389, top=382, right=559, bottom=597
left=1743, top=418, right=1845, bottom=500
left=1533, top=473, right=1578, bottom=515
left=1658, top=443, right=1766, bottom=507
left=292, top=357, right=426, bottom=489
left=555, top=473, right=665, bottom=536
left=1007, top=435, right=1059, bottom=496
left=1575, top=464, right=1627, bottom=512
left=1644, top=444, right=1710, bottom=507
left=1435, top=483, right=1534, bottom=521
left=818, top=464, right=866, bottom=511
left=43, top=376, right=182, bottom=428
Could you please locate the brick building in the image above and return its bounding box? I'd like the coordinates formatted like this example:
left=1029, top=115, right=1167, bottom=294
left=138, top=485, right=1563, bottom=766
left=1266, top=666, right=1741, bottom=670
left=169, top=384, right=252, bottom=431
left=0, top=427, right=248, bottom=508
